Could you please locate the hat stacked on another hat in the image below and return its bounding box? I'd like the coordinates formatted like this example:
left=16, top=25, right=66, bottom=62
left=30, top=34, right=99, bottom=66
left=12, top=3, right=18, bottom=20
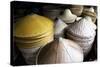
left=65, top=16, right=96, bottom=56
left=82, top=7, right=97, bottom=23
left=14, top=14, right=54, bottom=64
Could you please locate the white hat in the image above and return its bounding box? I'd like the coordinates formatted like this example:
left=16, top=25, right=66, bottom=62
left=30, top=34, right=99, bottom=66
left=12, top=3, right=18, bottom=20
left=60, top=9, right=77, bottom=23
left=66, top=16, right=96, bottom=38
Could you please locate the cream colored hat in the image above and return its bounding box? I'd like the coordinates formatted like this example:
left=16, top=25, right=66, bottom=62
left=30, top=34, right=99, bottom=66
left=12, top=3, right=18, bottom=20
left=60, top=9, right=77, bottom=23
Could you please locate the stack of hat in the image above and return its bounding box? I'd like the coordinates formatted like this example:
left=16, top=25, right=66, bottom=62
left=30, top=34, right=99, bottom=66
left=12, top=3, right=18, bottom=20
left=60, top=9, right=77, bottom=24
left=82, top=7, right=97, bottom=23
left=65, top=16, right=96, bottom=55
left=14, top=14, right=54, bottom=64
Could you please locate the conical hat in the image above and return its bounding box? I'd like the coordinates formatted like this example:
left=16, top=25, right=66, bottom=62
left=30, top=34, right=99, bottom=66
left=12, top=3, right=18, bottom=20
left=66, top=16, right=96, bottom=38
left=36, top=37, right=83, bottom=64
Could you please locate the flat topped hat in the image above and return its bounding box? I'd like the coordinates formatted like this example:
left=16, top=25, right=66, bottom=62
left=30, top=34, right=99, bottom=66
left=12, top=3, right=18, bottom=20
left=14, top=14, right=54, bottom=65
left=36, top=37, right=83, bottom=64
left=14, top=14, right=54, bottom=38
left=14, top=14, right=54, bottom=48
left=60, top=9, right=77, bottom=23
left=66, top=16, right=96, bottom=38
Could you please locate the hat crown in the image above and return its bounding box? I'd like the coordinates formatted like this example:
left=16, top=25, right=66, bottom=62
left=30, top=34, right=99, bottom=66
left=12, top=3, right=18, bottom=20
left=89, top=7, right=94, bottom=12
left=63, top=9, right=74, bottom=18
left=37, top=37, right=83, bottom=64
left=60, top=9, right=77, bottom=23
left=67, top=16, right=96, bottom=37
left=14, top=14, right=54, bottom=37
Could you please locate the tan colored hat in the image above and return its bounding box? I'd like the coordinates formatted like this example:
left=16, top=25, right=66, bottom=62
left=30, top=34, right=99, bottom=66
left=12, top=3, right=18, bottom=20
left=82, top=7, right=97, bottom=23
left=70, top=5, right=84, bottom=16
left=36, top=37, right=83, bottom=64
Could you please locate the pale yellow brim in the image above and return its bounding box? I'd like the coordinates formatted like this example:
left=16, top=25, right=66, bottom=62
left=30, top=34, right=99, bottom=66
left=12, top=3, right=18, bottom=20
left=15, top=28, right=54, bottom=40
left=15, top=31, right=53, bottom=43
left=16, top=34, right=54, bottom=48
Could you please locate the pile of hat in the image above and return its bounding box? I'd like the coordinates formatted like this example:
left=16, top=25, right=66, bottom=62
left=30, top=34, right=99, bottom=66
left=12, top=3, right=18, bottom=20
left=82, top=7, right=97, bottom=23
left=41, top=5, right=97, bottom=57
left=53, top=5, right=97, bottom=56
left=65, top=16, right=96, bottom=55
left=14, top=14, right=54, bottom=64
left=13, top=4, right=97, bottom=65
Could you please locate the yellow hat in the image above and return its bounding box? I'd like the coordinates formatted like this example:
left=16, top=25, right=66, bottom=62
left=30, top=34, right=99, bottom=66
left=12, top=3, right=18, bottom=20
left=14, top=14, right=54, bottom=48
left=14, top=14, right=54, bottom=38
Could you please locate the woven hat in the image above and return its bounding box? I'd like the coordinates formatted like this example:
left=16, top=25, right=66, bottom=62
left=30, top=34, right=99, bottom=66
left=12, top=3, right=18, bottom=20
left=65, top=16, right=96, bottom=55
left=82, top=7, right=97, bottom=23
left=66, top=16, right=96, bottom=38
